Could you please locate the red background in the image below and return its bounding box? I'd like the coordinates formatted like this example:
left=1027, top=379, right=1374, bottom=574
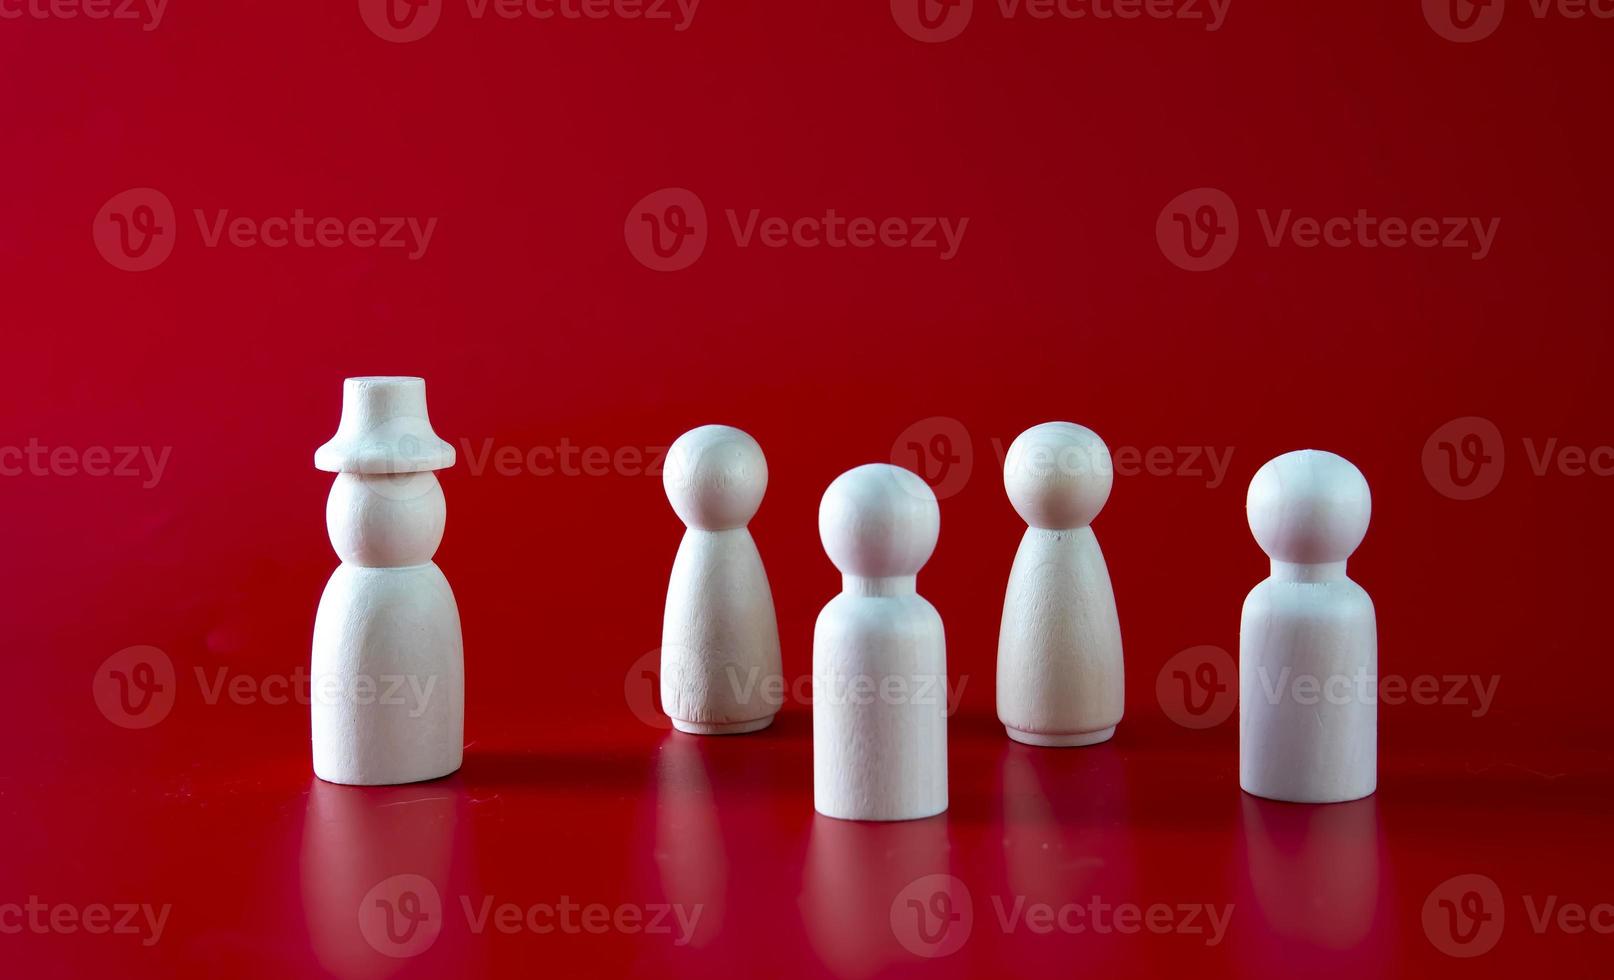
left=3, top=1, right=1611, bottom=976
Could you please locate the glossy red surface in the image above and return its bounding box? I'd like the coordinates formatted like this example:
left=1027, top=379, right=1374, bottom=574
left=4, top=1, right=1612, bottom=976
left=8, top=710, right=1613, bottom=977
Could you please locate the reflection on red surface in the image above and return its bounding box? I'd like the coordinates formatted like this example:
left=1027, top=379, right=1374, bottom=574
left=650, top=733, right=727, bottom=949
left=300, top=778, right=483, bottom=979
left=1232, top=794, right=1393, bottom=977
left=800, top=811, right=963, bottom=979
left=995, top=738, right=1139, bottom=971
left=999, top=738, right=1137, bottom=896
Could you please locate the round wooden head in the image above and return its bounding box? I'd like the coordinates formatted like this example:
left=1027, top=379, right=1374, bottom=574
left=1003, top=421, right=1113, bottom=529
left=663, top=424, right=768, bottom=531
left=1247, top=449, right=1371, bottom=564
left=818, top=464, right=940, bottom=578
left=326, top=473, right=446, bottom=567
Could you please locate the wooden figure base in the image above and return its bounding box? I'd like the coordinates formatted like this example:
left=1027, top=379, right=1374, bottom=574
left=1006, top=725, right=1116, bottom=747
left=671, top=717, right=774, bottom=735
left=314, top=762, right=462, bottom=787
left=1240, top=785, right=1376, bottom=806
left=813, top=802, right=949, bottom=823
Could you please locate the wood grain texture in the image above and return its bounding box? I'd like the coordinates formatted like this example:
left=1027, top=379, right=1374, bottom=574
left=997, top=527, right=1124, bottom=744
left=996, top=423, right=1125, bottom=747
left=660, top=425, right=783, bottom=734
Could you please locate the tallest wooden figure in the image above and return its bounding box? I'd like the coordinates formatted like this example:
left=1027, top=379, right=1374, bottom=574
left=312, top=376, right=465, bottom=785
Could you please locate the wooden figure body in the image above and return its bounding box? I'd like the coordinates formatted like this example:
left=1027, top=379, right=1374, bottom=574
left=660, top=425, right=784, bottom=734
left=1240, top=449, right=1376, bottom=804
left=996, top=422, right=1125, bottom=746
left=813, top=464, right=947, bottom=821
left=311, top=377, right=464, bottom=785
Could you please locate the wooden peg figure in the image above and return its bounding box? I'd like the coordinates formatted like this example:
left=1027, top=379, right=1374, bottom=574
left=813, top=464, right=948, bottom=821
left=660, top=425, right=785, bottom=734
left=1241, top=449, right=1377, bottom=804
left=311, top=377, right=464, bottom=785
left=996, top=422, right=1125, bottom=747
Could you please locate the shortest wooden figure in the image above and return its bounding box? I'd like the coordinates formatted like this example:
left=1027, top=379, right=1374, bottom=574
left=813, top=464, right=948, bottom=822
left=1240, top=449, right=1376, bottom=804
left=311, top=377, right=464, bottom=785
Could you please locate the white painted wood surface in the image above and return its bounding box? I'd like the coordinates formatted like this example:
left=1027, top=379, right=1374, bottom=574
left=311, top=377, right=464, bottom=785
left=813, top=464, right=947, bottom=821
left=1240, top=449, right=1377, bottom=804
